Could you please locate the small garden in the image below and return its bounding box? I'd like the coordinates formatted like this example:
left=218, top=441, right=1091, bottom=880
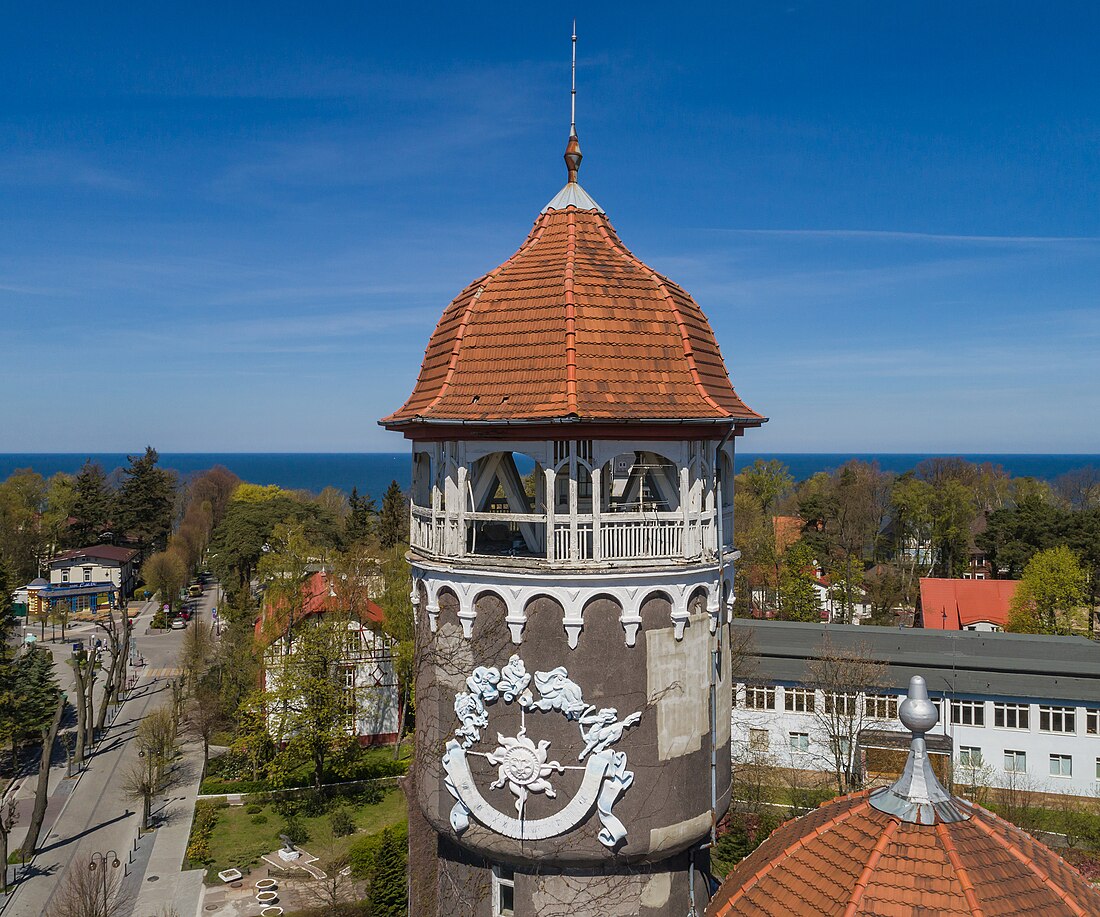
left=185, top=781, right=407, bottom=884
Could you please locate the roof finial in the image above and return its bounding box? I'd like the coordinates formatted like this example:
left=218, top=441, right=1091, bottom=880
left=869, top=675, right=970, bottom=825
left=570, top=20, right=577, bottom=138
left=564, top=21, right=582, bottom=183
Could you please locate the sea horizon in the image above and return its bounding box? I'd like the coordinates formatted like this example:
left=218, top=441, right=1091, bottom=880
left=2, top=451, right=1098, bottom=499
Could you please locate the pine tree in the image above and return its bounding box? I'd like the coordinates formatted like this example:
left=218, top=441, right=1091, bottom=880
left=345, top=487, right=376, bottom=545
left=114, top=447, right=177, bottom=551
left=378, top=481, right=407, bottom=551
left=69, top=460, right=113, bottom=547
left=368, top=827, right=408, bottom=917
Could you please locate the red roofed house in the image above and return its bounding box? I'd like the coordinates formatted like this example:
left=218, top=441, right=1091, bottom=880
left=256, top=570, right=400, bottom=745
left=918, top=576, right=1019, bottom=632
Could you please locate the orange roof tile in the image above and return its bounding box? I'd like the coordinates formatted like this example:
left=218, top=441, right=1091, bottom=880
left=382, top=170, right=763, bottom=430
left=254, top=570, right=385, bottom=647
left=919, top=577, right=1019, bottom=630
left=707, top=793, right=1100, bottom=916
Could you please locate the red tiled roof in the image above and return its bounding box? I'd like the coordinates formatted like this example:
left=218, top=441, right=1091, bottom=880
left=772, top=516, right=803, bottom=554
left=254, top=570, right=386, bottom=647
left=51, top=545, right=138, bottom=565
left=919, top=577, right=1019, bottom=630
left=707, top=792, right=1100, bottom=916
left=382, top=190, right=762, bottom=429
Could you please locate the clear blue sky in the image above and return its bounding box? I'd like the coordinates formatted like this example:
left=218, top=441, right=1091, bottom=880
left=2, top=3, right=1098, bottom=453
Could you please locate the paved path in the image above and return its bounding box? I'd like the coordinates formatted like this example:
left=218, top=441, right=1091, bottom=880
left=2, top=586, right=220, bottom=917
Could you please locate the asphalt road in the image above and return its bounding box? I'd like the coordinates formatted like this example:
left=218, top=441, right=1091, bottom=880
left=3, top=584, right=220, bottom=917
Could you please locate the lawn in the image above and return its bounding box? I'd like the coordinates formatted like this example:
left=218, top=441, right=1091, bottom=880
left=190, top=786, right=408, bottom=883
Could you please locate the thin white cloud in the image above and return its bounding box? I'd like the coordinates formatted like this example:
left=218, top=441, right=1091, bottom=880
left=699, top=227, right=1100, bottom=245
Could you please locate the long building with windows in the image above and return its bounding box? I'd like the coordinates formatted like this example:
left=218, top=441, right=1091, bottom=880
left=730, top=620, right=1100, bottom=797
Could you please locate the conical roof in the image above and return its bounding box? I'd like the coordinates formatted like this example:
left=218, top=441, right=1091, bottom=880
left=707, top=677, right=1100, bottom=916
left=382, top=140, right=763, bottom=431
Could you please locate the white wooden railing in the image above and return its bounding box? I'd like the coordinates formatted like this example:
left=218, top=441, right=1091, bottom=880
left=412, top=505, right=718, bottom=564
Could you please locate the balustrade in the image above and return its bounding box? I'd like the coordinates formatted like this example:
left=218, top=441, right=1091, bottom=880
left=413, top=504, right=719, bottom=565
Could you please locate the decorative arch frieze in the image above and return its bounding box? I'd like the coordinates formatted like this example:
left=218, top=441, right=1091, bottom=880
left=410, top=560, right=729, bottom=648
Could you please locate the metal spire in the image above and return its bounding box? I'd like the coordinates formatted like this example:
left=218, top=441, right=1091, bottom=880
left=570, top=20, right=577, bottom=138
left=564, top=22, right=583, bottom=183
left=869, top=675, right=970, bottom=825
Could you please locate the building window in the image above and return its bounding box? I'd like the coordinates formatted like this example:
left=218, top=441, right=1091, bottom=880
left=784, top=688, right=815, bottom=713
left=994, top=703, right=1030, bottom=730
left=61, top=570, right=69, bottom=583
left=1086, top=709, right=1098, bottom=735
left=83, top=567, right=92, bottom=582
left=1004, top=750, right=1027, bottom=774
left=959, top=746, right=982, bottom=768
left=788, top=732, right=810, bottom=753
left=824, top=692, right=858, bottom=716
left=1095, top=758, right=1100, bottom=781
left=1049, top=754, right=1072, bottom=778
left=951, top=701, right=986, bottom=727
left=492, top=864, right=515, bottom=917
left=1039, top=706, right=1076, bottom=734
left=865, top=694, right=898, bottom=719
left=748, top=728, right=769, bottom=750
left=745, top=686, right=776, bottom=710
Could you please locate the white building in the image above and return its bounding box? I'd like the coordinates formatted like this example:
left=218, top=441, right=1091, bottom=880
left=49, top=545, right=139, bottom=598
left=731, top=620, right=1100, bottom=798
left=256, top=570, right=400, bottom=745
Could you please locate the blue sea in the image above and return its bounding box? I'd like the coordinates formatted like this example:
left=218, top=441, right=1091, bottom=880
left=1, top=453, right=1098, bottom=500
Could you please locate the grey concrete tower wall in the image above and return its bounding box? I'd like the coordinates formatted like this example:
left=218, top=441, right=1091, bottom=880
left=409, top=585, right=732, bottom=916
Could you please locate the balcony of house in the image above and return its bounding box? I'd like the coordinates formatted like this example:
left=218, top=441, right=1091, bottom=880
left=408, top=442, right=736, bottom=569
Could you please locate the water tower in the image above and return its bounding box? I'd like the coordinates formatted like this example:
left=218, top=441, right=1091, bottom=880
left=382, top=119, right=764, bottom=915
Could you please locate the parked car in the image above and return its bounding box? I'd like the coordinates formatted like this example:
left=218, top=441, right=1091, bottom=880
left=170, top=618, right=186, bottom=630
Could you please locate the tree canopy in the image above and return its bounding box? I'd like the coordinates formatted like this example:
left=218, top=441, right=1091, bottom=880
left=114, top=447, right=177, bottom=551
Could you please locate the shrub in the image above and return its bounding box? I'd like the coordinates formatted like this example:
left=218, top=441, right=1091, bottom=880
left=245, top=804, right=263, bottom=815
left=348, top=821, right=409, bottom=880
left=356, top=781, right=384, bottom=806
left=250, top=814, right=268, bottom=825
left=282, top=815, right=310, bottom=845
left=301, top=790, right=329, bottom=818
left=186, top=800, right=222, bottom=866
left=330, top=807, right=356, bottom=838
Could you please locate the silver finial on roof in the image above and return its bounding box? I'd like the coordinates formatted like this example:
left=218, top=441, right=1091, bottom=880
left=564, top=23, right=582, bottom=183
left=869, top=675, right=970, bottom=825
left=571, top=20, right=577, bottom=139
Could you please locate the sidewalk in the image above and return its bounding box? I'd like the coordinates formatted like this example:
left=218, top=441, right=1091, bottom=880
left=129, top=736, right=207, bottom=917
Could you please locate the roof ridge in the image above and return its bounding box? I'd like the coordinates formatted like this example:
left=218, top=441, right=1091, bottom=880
left=563, top=209, right=578, bottom=415
left=936, top=821, right=986, bottom=917
left=422, top=214, right=549, bottom=417
left=712, top=799, right=872, bottom=915
left=594, top=220, right=726, bottom=415
left=968, top=810, right=1088, bottom=916
left=842, top=817, right=899, bottom=917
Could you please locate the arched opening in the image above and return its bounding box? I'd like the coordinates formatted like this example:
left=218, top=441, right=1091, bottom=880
left=601, top=450, right=680, bottom=514
left=468, top=451, right=545, bottom=557
left=412, top=452, right=432, bottom=507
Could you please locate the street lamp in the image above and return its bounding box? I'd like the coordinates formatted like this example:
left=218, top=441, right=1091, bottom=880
left=88, top=850, right=121, bottom=911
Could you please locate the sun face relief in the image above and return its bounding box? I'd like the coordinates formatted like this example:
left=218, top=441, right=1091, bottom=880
left=443, top=655, right=641, bottom=847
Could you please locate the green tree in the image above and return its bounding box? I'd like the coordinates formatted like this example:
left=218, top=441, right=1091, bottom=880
left=142, top=549, right=187, bottom=613
left=0, top=469, right=48, bottom=582
left=69, top=460, right=113, bottom=547
left=368, top=827, right=408, bottom=917
left=738, top=459, right=793, bottom=516
left=929, top=478, right=974, bottom=578
left=1007, top=546, right=1088, bottom=635
left=114, top=447, right=177, bottom=552
left=777, top=542, right=821, bottom=623
left=889, top=474, right=934, bottom=603
left=345, top=487, right=377, bottom=544
left=378, top=481, right=407, bottom=551
left=265, top=615, right=352, bottom=787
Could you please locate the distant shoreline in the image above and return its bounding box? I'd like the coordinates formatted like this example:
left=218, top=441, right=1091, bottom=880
left=2, top=452, right=1097, bottom=498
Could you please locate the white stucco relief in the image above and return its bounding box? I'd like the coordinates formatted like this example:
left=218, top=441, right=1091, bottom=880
left=444, top=654, right=640, bottom=848
left=412, top=560, right=735, bottom=647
